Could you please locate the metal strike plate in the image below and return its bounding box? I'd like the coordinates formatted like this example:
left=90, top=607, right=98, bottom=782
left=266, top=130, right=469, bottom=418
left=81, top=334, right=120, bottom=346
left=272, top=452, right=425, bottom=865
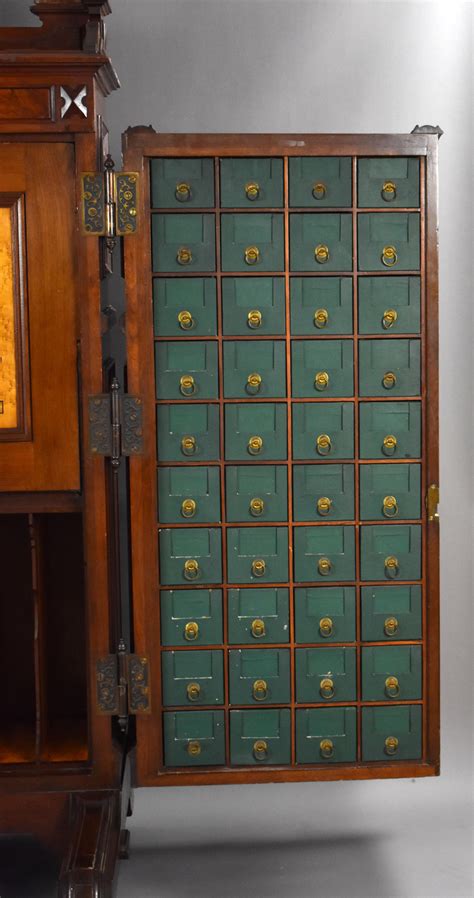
left=426, top=483, right=440, bottom=522
left=115, top=172, right=139, bottom=235
left=81, top=173, right=106, bottom=235
left=127, top=654, right=150, bottom=713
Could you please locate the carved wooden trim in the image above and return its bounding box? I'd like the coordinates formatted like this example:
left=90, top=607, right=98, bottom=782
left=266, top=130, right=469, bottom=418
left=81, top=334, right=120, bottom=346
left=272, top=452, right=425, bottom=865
left=58, top=791, right=122, bottom=898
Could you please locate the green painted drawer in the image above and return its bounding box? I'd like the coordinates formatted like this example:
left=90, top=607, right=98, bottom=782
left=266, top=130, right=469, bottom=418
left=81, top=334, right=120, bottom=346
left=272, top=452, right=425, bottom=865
left=292, top=402, right=354, bottom=460
left=358, top=158, right=420, bottom=208
left=225, top=465, right=288, bottom=522
left=358, top=277, right=420, bottom=335
left=359, top=339, right=421, bottom=397
left=162, top=650, right=224, bottom=706
left=220, top=158, right=283, bottom=207
left=295, top=586, right=356, bottom=643
left=359, top=401, right=421, bottom=459
left=296, top=707, right=357, bottom=764
left=290, top=214, right=352, bottom=271
left=151, top=157, right=215, bottom=209
left=289, top=157, right=352, bottom=208
left=152, top=213, right=216, bottom=272
left=292, top=340, right=354, bottom=398
left=223, top=340, right=286, bottom=398
left=228, top=587, right=289, bottom=644
left=295, top=647, right=357, bottom=703
left=361, top=585, right=422, bottom=642
left=293, top=464, right=354, bottom=522
left=222, top=277, right=285, bottom=335
left=362, top=704, right=422, bottom=761
left=229, top=648, right=291, bottom=704
left=157, top=466, right=221, bottom=524
left=224, top=403, right=287, bottom=460
left=221, top=213, right=284, bottom=272
left=358, top=213, right=420, bottom=271
left=155, top=341, right=218, bottom=400
left=153, top=278, right=217, bottom=337
left=360, top=463, right=421, bottom=521
left=227, top=526, right=289, bottom=584
left=230, top=709, right=291, bottom=765
left=163, top=710, right=225, bottom=766
left=360, top=524, right=421, bottom=581
left=362, top=645, right=422, bottom=701
left=159, top=527, right=222, bottom=585
left=157, top=404, right=220, bottom=461
left=294, top=525, right=355, bottom=582
left=160, top=588, right=223, bottom=646
left=290, top=277, right=353, bottom=335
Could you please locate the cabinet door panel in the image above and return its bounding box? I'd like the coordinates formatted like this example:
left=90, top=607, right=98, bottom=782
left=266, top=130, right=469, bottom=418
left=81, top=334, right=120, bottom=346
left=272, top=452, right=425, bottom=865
left=220, top=158, right=283, bottom=207
left=222, top=277, right=285, bottom=335
left=296, top=707, right=357, bottom=763
left=290, top=277, right=353, bottom=335
left=228, top=587, right=289, bottom=644
left=163, top=710, right=225, bottom=766
left=230, top=709, right=291, bottom=765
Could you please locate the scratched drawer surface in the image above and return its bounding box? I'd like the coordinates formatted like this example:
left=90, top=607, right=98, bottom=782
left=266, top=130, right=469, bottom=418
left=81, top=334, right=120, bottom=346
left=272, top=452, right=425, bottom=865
left=357, top=157, right=420, bottom=208
left=158, top=527, right=222, bottom=585
left=361, top=585, right=422, bottom=642
left=358, top=213, right=420, bottom=272
left=223, top=340, right=286, bottom=398
left=151, top=157, right=215, bottom=208
left=290, top=277, right=353, bottom=335
left=296, top=707, right=357, bottom=764
left=290, top=213, right=353, bottom=271
left=294, top=525, right=356, bottom=583
left=358, top=276, right=420, bottom=334
left=291, top=340, right=354, bottom=398
left=155, top=341, right=218, bottom=400
left=157, top=403, right=220, bottom=461
left=160, top=588, right=223, bottom=646
left=359, top=463, right=421, bottom=521
left=360, top=524, right=421, bottom=582
left=222, top=277, right=285, bottom=335
left=153, top=278, right=217, bottom=336
left=227, top=526, right=289, bottom=584
left=163, top=710, right=226, bottom=766
left=229, top=648, right=291, bottom=705
left=220, top=158, right=283, bottom=207
left=362, top=705, right=422, bottom=761
left=158, top=466, right=221, bottom=524
left=294, top=586, right=356, bottom=644
left=359, top=339, right=421, bottom=397
left=225, top=465, right=288, bottom=522
left=161, top=650, right=224, bottom=706
left=293, top=464, right=355, bottom=522
left=289, top=157, right=352, bottom=208
left=230, top=709, right=291, bottom=765
left=227, top=587, right=290, bottom=644
left=359, top=401, right=421, bottom=460
left=152, top=213, right=216, bottom=272
left=295, top=647, right=357, bottom=703
left=221, top=213, right=284, bottom=271
left=224, top=403, right=287, bottom=460
left=292, top=402, right=355, bottom=460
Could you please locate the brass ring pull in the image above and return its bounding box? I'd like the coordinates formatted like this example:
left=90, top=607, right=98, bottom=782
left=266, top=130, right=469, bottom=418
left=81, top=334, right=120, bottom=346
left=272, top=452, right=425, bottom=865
left=177, top=309, right=195, bottom=330
left=382, top=495, right=398, bottom=518
left=187, top=739, right=201, bottom=756
left=175, top=181, right=192, bottom=202
left=251, top=618, right=266, bottom=638
left=384, top=616, right=399, bottom=637
left=382, top=434, right=397, bottom=456
left=315, top=244, right=330, bottom=264
left=252, top=679, right=268, bottom=701
left=381, top=245, right=398, bottom=267
left=247, top=309, right=262, bottom=329
left=319, top=617, right=334, bottom=638
left=382, top=371, right=397, bottom=390
left=312, top=182, right=326, bottom=200
left=184, top=558, right=199, bottom=580
left=253, top=739, right=268, bottom=760
left=316, top=434, right=332, bottom=456
left=381, top=181, right=397, bottom=202
left=382, top=308, right=398, bottom=330
left=318, top=557, right=332, bottom=576
left=384, top=735, right=399, bottom=756
left=385, top=675, right=400, bottom=698
left=181, top=436, right=197, bottom=456
left=317, top=496, right=332, bottom=517
left=177, top=247, right=193, bottom=266
left=247, top=435, right=263, bottom=455
left=314, top=308, right=329, bottom=329
left=250, top=497, right=264, bottom=517
left=246, top=372, right=262, bottom=395
left=181, top=498, right=197, bottom=518
left=384, top=555, right=399, bottom=579
left=314, top=371, right=330, bottom=392
left=252, top=558, right=266, bottom=578
left=180, top=374, right=196, bottom=396
left=319, top=738, right=334, bottom=759
left=245, top=245, right=260, bottom=266
left=186, top=682, right=201, bottom=702
left=245, top=181, right=260, bottom=201
left=320, top=677, right=335, bottom=700
left=184, top=621, right=199, bottom=641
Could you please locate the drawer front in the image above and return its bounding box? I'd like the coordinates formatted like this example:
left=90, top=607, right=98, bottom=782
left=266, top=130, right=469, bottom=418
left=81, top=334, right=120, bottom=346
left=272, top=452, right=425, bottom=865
left=290, top=213, right=353, bottom=272
left=296, top=707, right=357, bottom=764
left=359, top=401, right=421, bottom=459
left=152, top=213, right=216, bottom=272
left=155, top=341, right=218, bottom=400
left=221, top=213, right=284, bottom=271
left=228, top=587, right=290, bottom=644
left=359, top=463, right=421, bottom=521
left=358, top=213, right=420, bottom=271
left=162, top=649, right=224, bottom=706
left=293, top=464, right=355, bottom=522
left=227, top=526, right=289, bottom=584
left=160, top=588, right=223, bottom=646
left=295, top=647, right=357, bottom=703
left=361, top=585, right=422, bottom=642
left=292, top=402, right=354, bottom=460
left=360, top=524, right=421, bottom=581
left=230, top=709, right=291, bottom=765
left=362, top=645, right=422, bottom=701
left=358, top=277, right=420, bottom=335
left=225, top=465, right=288, bottom=522
left=163, top=710, right=225, bottom=766
left=294, top=525, right=356, bottom=582
left=289, top=157, right=352, bottom=208
left=223, top=340, right=286, bottom=398
left=358, top=157, right=420, bottom=208
left=222, top=277, right=285, bottom=335
left=153, top=277, right=217, bottom=337
left=359, top=339, right=421, bottom=397
left=151, top=157, right=215, bottom=209
left=159, top=527, right=222, bottom=585
left=290, top=277, right=353, bottom=335
left=229, top=648, right=291, bottom=704
left=157, top=466, right=221, bottom=524
left=362, top=705, right=422, bottom=761
left=292, top=340, right=354, bottom=398
left=294, top=586, right=356, bottom=643
left=224, top=403, right=287, bottom=460
left=157, top=403, right=220, bottom=461
left=220, top=158, right=283, bottom=208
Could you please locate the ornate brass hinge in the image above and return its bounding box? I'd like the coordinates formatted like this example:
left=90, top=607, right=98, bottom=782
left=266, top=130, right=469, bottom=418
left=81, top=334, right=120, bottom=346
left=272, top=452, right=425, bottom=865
left=89, top=378, right=143, bottom=466
left=96, top=640, right=150, bottom=731
left=81, top=155, right=139, bottom=236
left=426, top=483, right=440, bottom=522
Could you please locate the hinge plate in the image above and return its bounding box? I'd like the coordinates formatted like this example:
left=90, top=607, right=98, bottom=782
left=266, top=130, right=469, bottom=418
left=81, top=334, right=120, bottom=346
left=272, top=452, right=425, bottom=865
left=96, top=653, right=150, bottom=715
left=88, top=384, right=143, bottom=460
left=426, top=483, right=440, bottom=522
left=81, top=169, right=139, bottom=236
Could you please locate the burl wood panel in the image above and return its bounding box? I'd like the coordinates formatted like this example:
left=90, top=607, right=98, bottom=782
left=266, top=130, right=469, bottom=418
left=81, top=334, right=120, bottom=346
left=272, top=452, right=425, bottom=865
left=0, top=88, right=53, bottom=123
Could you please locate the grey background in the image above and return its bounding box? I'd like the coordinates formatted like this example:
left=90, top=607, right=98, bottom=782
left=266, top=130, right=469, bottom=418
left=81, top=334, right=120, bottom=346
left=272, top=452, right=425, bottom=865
left=1, top=1, right=473, bottom=896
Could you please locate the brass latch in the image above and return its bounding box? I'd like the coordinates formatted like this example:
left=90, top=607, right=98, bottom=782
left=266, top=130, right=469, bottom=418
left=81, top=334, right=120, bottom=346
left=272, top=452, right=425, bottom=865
left=426, top=484, right=440, bottom=522
left=81, top=154, right=139, bottom=236
left=96, top=640, right=150, bottom=731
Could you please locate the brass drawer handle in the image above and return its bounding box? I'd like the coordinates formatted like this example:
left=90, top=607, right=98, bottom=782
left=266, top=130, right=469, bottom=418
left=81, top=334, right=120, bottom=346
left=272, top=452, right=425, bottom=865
left=384, top=555, right=399, bottom=578
left=246, top=372, right=262, bottom=395
left=382, top=434, right=397, bottom=456
left=248, top=435, right=263, bottom=455
left=252, top=679, right=268, bottom=701
left=178, top=309, right=195, bottom=330
left=312, top=182, right=326, bottom=200
left=181, top=436, right=197, bottom=456
left=252, top=558, right=266, bottom=578
left=382, top=371, right=397, bottom=390
left=319, top=738, right=334, bottom=759
left=187, top=739, right=201, bottom=756
left=245, top=245, right=260, bottom=266
left=384, top=616, right=399, bottom=637
left=315, top=244, right=329, bottom=264
left=385, top=675, right=400, bottom=698
left=317, top=496, right=332, bottom=517
left=319, top=617, right=333, bottom=638
left=318, top=557, right=332, bottom=576
left=314, top=308, right=329, bottom=329
left=248, top=309, right=262, bottom=329
left=186, top=682, right=201, bottom=702
left=320, top=677, right=335, bottom=700
left=175, top=181, right=192, bottom=202
left=384, top=735, right=399, bottom=755
left=184, top=621, right=199, bottom=641
left=181, top=498, right=197, bottom=518
left=184, top=558, right=199, bottom=580
left=381, top=180, right=397, bottom=202
left=253, top=739, right=268, bottom=760
left=382, top=495, right=398, bottom=518
left=250, top=497, right=264, bottom=517
left=382, top=308, right=398, bottom=329
left=381, top=245, right=398, bottom=267
left=180, top=374, right=196, bottom=396
left=245, top=181, right=260, bottom=201
left=251, top=618, right=266, bottom=638
left=177, top=247, right=193, bottom=266
left=314, top=371, right=330, bottom=391
left=316, top=433, right=332, bottom=456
